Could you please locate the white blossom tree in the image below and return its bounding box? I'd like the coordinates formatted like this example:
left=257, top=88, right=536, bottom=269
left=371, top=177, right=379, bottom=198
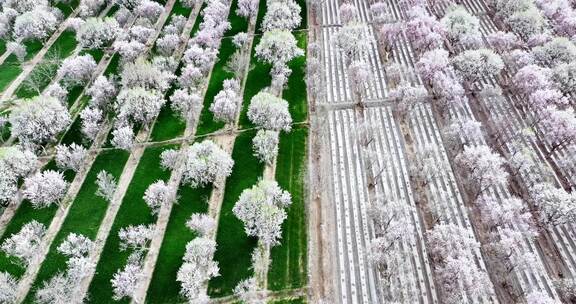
left=57, top=233, right=94, bottom=258
left=177, top=237, right=219, bottom=302
left=111, top=252, right=143, bottom=301
left=530, top=182, right=576, bottom=226
left=1, top=220, right=46, bottom=266
left=79, top=107, right=104, bottom=141
left=261, top=0, right=301, bottom=31
left=236, top=0, right=258, bottom=19
left=234, top=277, right=265, bottom=304
left=87, top=75, right=117, bottom=109
left=452, top=49, right=503, bottom=84
left=160, top=149, right=180, bottom=171
left=111, top=125, right=135, bottom=151
left=552, top=62, right=576, bottom=96
left=135, top=0, right=163, bottom=23
left=182, top=140, right=234, bottom=188
left=23, top=170, right=69, bottom=208
left=143, top=180, right=172, bottom=215
left=252, top=130, right=279, bottom=165
left=210, top=78, right=240, bottom=124
left=455, top=145, right=508, bottom=196
left=186, top=213, right=216, bottom=237
left=248, top=92, right=292, bottom=132
left=0, top=271, right=17, bottom=304
left=0, top=145, right=38, bottom=178
left=441, top=6, right=481, bottom=47
left=55, top=144, right=87, bottom=172
left=118, top=225, right=154, bottom=251
left=533, top=37, right=576, bottom=67
left=95, top=170, right=117, bottom=202
left=255, top=29, right=304, bottom=70
left=116, top=87, right=165, bottom=126
left=233, top=180, right=291, bottom=247
left=44, top=83, right=68, bottom=103
left=13, top=8, right=58, bottom=42
left=9, top=96, right=71, bottom=148
left=121, top=57, right=175, bottom=92
left=77, top=17, right=120, bottom=49
left=79, top=0, right=107, bottom=17
left=170, top=88, right=203, bottom=121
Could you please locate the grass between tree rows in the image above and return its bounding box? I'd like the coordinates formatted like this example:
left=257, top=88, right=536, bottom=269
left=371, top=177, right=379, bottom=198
left=208, top=130, right=264, bottom=297
left=269, top=297, right=307, bottom=304
left=195, top=37, right=237, bottom=135
left=268, top=126, right=308, bottom=291
left=145, top=183, right=212, bottom=303
left=15, top=31, right=79, bottom=99
left=238, top=35, right=272, bottom=128
left=87, top=146, right=173, bottom=304
left=23, top=149, right=130, bottom=303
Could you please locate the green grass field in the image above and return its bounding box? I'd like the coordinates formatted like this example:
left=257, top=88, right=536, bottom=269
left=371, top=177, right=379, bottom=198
left=87, top=146, right=173, bottom=303
left=145, top=183, right=212, bottom=303
left=268, top=126, right=308, bottom=291
left=15, top=31, right=79, bottom=99
left=208, top=130, right=264, bottom=297
left=195, top=37, right=237, bottom=135
left=23, top=149, right=129, bottom=303
left=239, top=36, right=272, bottom=128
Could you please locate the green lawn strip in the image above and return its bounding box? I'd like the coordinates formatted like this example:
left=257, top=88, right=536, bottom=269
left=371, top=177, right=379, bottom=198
left=254, top=0, right=267, bottom=34
left=15, top=31, right=79, bottom=99
left=0, top=55, right=23, bottom=94
left=268, top=127, right=308, bottom=291
left=87, top=146, right=173, bottom=304
left=149, top=84, right=186, bottom=141
left=295, top=0, right=307, bottom=30
left=22, top=149, right=130, bottom=303
left=208, top=130, right=264, bottom=297
left=107, top=4, right=120, bottom=17
left=0, top=161, right=75, bottom=279
left=238, top=36, right=271, bottom=128
left=23, top=41, right=44, bottom=61
left=145, top=184, right=212, bottom=303
left=103, top=53, right=121, bottom=77
left=0, top=40, right=5, bottom=55
left=268, top=297, right=306, bottom=304
left=284, top=32, right=307, bottom=123
left=225, top=0, right=249, bottom=37
left=195, top=38, right=237, bottom=135
left=0, top=120, right=10, bottom=142
left=55, top=0, right=80, bottom=17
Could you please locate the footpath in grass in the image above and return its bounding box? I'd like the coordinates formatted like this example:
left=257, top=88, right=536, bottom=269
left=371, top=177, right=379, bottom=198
left=15, top=31, right=79, bottom=99
left=0, top=161, right=75, bottom=279
left=268, top=127, right=308, bottom=291
left=208, top=130, right=264, bottom=297
left=87, top=146, right=173, bottom=303
left=23, top=149, right=129, bottom=303
left=145, top=184, right=212, bottom=303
